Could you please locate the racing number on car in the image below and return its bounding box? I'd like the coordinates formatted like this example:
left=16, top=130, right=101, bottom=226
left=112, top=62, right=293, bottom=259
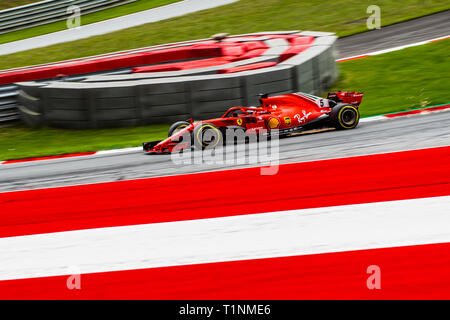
left=319, top=99, right=324, bottom=107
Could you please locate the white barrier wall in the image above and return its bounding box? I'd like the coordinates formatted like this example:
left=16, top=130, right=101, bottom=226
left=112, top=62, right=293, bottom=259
left=17, top=31, right=338, bottom=129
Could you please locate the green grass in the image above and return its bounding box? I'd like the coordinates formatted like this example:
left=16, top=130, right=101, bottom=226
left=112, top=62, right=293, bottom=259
left=1, top=0, right=450, bottom=70
left=331, top=38, right=450, bottom=117
left=0, top=0, right=41, bottom=10
left=0, top=124, right=170, bottom=160
left=0, top=0, right=180, bottom=45
left=0, top=39, right=448, bottom=160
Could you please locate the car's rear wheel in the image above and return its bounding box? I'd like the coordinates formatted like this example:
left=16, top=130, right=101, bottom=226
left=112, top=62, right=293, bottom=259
left=330, top=104, right=360, bottom=129
left=168, top=121, right=190, bottom=137
left=193, top=123, right=223, bottom=149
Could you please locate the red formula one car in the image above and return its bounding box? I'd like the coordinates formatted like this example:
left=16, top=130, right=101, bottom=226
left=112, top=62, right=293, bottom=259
left=143, top=91, right=363, bottom=154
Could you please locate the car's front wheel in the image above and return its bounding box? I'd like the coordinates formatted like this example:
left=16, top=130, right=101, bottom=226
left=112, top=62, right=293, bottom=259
left=193, top=123, right=223, bottom=149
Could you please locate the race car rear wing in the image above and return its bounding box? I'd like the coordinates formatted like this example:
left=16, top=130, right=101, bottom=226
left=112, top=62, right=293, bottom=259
left=327, top=91, right=364, bottom=106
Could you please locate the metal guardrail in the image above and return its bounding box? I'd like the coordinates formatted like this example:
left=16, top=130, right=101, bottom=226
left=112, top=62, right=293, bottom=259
left=0, top=0, right=136, bottom=34
left=0, top=84, right=20, bottom=123
left=0, top=0, right=137, bottom=123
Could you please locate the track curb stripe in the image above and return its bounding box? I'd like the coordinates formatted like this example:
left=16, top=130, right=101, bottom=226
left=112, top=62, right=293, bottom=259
left=0, top=146, right=449, bottom=238
left=1, top=151, right=97, bottom=164
left=1, top=242, right=449, bottom=299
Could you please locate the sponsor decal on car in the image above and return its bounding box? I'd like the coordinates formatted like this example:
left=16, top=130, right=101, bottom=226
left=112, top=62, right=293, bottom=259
left=284, top=117, right=291, bottom=125
left=268, top=117, right=280, bottom=129
left=294, top=110, right=312, bottom=124
left=236, top=119, right=243, bottom=125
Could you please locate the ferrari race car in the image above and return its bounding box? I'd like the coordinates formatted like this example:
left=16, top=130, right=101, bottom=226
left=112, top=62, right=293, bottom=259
left=143, top=91, right=363, bottom=154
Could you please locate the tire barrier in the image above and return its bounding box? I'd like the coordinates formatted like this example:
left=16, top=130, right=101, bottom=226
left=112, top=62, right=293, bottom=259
left=0, top=0, right=135, bottom=34
left=0, top=68, right=131, bottom=124
left=0, top=84, right=20, bottom=123
left=16, top=31, right=338, bottom=129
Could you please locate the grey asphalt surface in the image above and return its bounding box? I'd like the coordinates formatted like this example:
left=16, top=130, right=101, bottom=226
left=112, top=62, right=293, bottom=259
left=0, top=12, right=449, bottom=192
left=1, top=111, right=449, bottom=192
left=0, top=0, right=239, bottom=56
left=336, top=10, right=450, bottom=58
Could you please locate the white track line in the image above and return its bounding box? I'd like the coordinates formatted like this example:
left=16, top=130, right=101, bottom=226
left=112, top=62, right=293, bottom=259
left=360, top=104, right=450, bottom=123
left=359, top=115, right=385, bottom=123
left=95, top=147, right=142, bottom=155
left=1, top=196, right=449, bottom=281
left=336, top=34, right=449, bottom=61
left=0, top=0, right=239, bottom=56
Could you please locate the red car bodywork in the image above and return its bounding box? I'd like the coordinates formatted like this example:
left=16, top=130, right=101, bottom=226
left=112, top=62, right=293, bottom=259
left=144, top=91, right=363, bottom=153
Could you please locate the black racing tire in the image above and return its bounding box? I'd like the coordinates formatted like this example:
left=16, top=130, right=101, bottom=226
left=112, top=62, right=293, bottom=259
left=168, top=121, right=190, bottom=137
left=329, top=104, right=360, bottom=130
left=193, top=123, right=223, bottom=150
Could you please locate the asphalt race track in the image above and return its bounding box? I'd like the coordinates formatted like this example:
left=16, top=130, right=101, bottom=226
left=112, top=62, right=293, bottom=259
left=336, top=10, right=450, bottom=58
left=1, top=111, right=449, bottom=192
left=0, top=12, right=449, bottom=192
left=0, top=0, right=239, bottom=56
